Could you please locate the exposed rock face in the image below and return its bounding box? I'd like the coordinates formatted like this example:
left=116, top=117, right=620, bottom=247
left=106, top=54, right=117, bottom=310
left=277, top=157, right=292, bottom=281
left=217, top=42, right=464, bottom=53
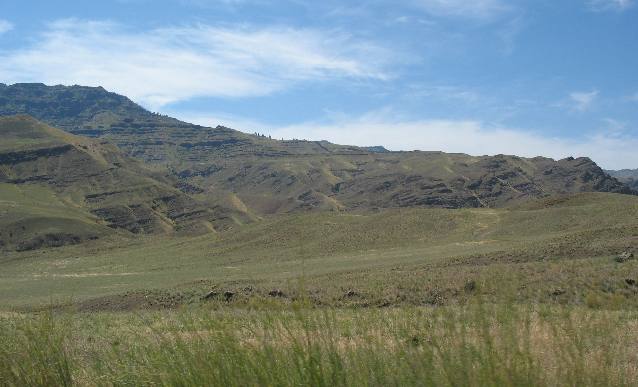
left=0, top=115, right=251, bottom=250
left=0, top=144, right=75, bottom=165
left=16, top=233, right=87, bottom=252
left=0, top=83, right=634, bottom=218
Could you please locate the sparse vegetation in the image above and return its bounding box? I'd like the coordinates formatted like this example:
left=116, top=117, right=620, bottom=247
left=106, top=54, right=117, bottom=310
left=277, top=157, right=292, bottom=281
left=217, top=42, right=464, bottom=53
left=2, top=84, right=638, bottom=385
left=1, top=191, right=637, bottom=309
left=1, top=191, right=637, bottom=384
left=1, top=84, right=633, bottom=220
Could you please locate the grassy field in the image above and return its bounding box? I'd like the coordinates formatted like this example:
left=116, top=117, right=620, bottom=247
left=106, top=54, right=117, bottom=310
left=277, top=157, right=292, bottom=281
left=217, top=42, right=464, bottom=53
left=1, top=192, right=638, bottom=385
left=1, top=192, right=637, bottom=310
left=1, top=304, right=637, bottom=386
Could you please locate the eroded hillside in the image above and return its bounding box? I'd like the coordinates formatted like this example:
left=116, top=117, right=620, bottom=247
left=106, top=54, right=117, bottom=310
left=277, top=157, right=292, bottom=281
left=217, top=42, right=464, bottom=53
left=0, top=83, right=633, bottom=217
left=0, top=115, right=250, bottom=251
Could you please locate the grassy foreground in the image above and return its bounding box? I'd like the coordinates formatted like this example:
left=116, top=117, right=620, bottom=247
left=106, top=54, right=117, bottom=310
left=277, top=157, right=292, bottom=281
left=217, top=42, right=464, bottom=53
left=1, top=303, right=637, bottom=386
left=2, top=192, right=638, bottom=385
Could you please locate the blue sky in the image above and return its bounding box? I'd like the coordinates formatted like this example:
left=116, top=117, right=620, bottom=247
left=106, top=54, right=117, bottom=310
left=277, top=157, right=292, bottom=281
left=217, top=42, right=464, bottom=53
left=0, top=0, right=637, bottom=168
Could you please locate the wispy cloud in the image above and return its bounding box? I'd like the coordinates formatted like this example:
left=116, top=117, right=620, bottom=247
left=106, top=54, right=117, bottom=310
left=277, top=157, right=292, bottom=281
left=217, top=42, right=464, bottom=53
left=0, top=19, right=392, bottom=109
left=568, top=90, right=599, bottom=112
left=412, top=0, right=509, bottom=19
left=0, top=20, right=13, bottom=35
left=600, top=117, right=630, bottom=138
left=497, top=16, right=526, bottom=54
left=587, top=0, right=634, bottom=11
left=408, top=85, right=481, bottom=103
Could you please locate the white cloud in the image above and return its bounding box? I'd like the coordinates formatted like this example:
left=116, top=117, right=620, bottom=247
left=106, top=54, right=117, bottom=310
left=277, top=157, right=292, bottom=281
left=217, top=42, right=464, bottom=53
left=588, top=0, right=634, bottom=11
left=600, top=118, right=627, bottom=135
left=413, top=0, right=509, bottom=19
left=0, top=19, right=391, bottom=109
left=409, top=85, right=480, bottom=103
left=0, top=20, right=13, bottom=35
left=568, top=90, right=599, bottom=112
left=273, top=115, right=638, bottom=169
left=179, top=110, right=638, bottom=169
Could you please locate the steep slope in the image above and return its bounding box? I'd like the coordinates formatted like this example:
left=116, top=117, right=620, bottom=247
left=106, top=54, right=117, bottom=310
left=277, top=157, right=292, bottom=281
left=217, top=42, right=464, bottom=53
left=0, top=115, right=250, bottom=250
left=0, top=83, right=364, bottom=164
left=0, top=182, right=112, bottom=251
left=182, top=151, right=631, bottom=213
left=0, top=83, right=632, bottom=215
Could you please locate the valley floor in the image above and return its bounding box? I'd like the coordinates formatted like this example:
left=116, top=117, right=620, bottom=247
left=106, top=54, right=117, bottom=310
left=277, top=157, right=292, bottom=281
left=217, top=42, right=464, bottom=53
left=1, top=192, right=637, bottom=310
left=1, top=192, right=638, bottom=386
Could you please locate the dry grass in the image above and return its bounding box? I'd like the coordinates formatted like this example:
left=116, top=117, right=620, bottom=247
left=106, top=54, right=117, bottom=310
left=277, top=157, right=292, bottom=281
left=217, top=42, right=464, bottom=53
left=1, top=303, right=637, bottom=386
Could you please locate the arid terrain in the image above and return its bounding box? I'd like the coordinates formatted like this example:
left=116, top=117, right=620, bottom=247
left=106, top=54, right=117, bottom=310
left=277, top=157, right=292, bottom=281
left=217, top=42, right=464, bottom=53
left=1, top=84, right=637, bottom=386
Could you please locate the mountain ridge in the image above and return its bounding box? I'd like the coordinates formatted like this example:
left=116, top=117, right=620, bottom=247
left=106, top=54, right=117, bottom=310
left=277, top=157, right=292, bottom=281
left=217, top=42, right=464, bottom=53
left=607, top=168, right=638, bottom=190
left=0, top=83, right=633, bottom=219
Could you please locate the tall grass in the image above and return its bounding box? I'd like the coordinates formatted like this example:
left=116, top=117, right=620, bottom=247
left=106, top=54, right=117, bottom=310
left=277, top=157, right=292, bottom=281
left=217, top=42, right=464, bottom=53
left=0, top=313, right=72, bottom=386
left=1, top=303, right=636, bottom=386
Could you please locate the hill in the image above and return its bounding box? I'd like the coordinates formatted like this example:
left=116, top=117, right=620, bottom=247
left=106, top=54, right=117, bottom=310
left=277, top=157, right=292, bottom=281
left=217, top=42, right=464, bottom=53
left=0, top=83, right=633, bottom=216
left=1, top=192, right=637, bottom=309
left=0, top=115, right=250, bottom=251
left=607, top=168, right=638, bottom=190
left=1, top=86, right=637, bottom=387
